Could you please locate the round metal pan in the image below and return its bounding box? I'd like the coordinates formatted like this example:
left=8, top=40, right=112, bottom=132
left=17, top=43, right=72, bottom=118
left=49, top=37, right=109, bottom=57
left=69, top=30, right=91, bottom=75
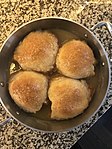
left=0, top=17, right=111, bottom=132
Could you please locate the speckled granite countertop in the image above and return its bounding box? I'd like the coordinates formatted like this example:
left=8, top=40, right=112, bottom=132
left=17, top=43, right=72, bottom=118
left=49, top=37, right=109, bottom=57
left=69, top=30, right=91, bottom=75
left=0, top=0, right=112, bottom=149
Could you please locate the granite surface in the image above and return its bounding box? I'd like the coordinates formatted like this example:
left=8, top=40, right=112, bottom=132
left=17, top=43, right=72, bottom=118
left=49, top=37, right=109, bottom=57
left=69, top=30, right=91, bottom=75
left=0, top=0, right=112, bottom=149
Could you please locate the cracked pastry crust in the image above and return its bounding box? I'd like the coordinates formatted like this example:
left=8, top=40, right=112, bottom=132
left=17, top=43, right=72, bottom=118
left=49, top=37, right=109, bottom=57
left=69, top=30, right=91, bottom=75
left=48, top=77, right=91, bottom=120
left=56, top=40, right=96, bottom=79
left=14, top=31, right=58, bottom=72
left=9, top=71, right=48, bottom=113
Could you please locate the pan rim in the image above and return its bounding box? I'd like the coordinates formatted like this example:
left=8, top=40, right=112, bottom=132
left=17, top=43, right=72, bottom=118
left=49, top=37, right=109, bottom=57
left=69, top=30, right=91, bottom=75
left=0, top=17, right=111, bottom=132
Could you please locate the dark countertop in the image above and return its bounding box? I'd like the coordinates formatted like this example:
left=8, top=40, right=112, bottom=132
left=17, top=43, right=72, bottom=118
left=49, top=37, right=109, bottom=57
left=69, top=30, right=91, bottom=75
left=0, top=0, right=112, bottom=148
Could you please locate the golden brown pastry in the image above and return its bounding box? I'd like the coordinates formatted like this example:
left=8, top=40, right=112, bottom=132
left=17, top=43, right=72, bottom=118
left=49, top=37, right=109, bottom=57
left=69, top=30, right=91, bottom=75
left=56, top=40, right=96, bottom=79
left=48, top=77, right=91, bottom=120
left=14, top=31, right=58, bottom=72
left=9, top=71, right=48, bottom=113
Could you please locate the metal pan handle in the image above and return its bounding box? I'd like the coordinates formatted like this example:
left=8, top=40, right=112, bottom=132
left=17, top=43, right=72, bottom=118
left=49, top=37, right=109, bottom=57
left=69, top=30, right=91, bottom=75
left=91, top=21, right=112, bottom=62
left=0, top=117, right=12, bottom=127
left=91, top=21, right=112, bottom=37
left=0, top=98, right=12, bottom=127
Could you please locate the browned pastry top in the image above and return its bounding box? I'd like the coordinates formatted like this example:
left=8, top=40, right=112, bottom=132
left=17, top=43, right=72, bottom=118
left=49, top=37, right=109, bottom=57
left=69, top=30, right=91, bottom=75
left=56, top=40, right=95, bottom=79
left=9, top=71, right=48, bottom=113
left=14, top=31, right=58, bottom=72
